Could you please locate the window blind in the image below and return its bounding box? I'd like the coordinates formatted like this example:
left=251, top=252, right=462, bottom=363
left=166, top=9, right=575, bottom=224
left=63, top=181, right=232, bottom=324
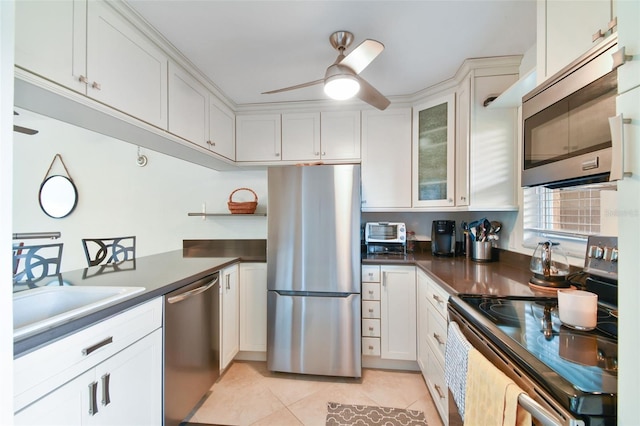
left=523, top=182, right=617, bottom=258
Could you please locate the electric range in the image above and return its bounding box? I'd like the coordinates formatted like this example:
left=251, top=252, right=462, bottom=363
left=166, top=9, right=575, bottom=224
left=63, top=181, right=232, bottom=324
left=448, top=236, right=618, bottom=426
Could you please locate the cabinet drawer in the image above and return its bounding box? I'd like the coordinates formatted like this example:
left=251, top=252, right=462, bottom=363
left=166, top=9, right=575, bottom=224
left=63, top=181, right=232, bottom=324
left=362, top=337, right=381, bottom=356
left=362, top=319, right=381, bottom=337
left=426, top=277, right=449, bottom=318
left=362, top=265, right=381, bottom=282
left=427, top=307, right=448, bottom=365
left=362, top=300, right=380, bottom=319
left=14, top=298, right=163, bottom=411
left=362, top=282, right=380, bottom=300
left=426, top=345, right=449, bottom=425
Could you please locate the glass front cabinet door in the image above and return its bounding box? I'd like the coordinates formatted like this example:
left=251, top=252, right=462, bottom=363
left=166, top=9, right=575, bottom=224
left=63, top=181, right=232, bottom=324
left=412, top=94, right=455, bottom=207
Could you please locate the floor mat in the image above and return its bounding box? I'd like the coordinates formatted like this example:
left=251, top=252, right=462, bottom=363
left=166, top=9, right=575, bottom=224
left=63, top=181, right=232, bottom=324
left=326, top=402, right=428, bottom=426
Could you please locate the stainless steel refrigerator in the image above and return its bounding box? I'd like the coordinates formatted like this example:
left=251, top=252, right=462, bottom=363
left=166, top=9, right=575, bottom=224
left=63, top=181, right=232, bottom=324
left=267, top=164, right=361, bottom=378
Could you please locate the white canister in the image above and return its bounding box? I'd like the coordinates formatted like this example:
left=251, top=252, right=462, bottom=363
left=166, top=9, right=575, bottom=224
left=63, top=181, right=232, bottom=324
left=557, top=289, right=598, bottom=330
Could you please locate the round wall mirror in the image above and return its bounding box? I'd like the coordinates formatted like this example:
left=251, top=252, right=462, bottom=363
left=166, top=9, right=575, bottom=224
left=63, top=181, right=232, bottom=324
left=39, top=175, right=78, bottom=218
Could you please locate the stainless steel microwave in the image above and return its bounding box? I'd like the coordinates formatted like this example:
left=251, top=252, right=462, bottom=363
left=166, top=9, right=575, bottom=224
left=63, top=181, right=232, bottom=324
left=364, top=222, right=406, bottom=244
left=522, top=35, right=622, bottom=188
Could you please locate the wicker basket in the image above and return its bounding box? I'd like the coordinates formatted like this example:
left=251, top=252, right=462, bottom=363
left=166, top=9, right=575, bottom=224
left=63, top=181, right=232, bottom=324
left=227, top=187, right=258, bottom=214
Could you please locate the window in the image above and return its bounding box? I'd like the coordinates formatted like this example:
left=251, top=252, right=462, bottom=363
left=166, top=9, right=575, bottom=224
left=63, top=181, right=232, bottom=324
left=523, top=182, right=617, bottom=258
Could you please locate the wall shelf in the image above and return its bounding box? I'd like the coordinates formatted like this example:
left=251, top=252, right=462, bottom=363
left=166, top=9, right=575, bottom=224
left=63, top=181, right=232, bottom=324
left=187, top=213, right=266, bottom=217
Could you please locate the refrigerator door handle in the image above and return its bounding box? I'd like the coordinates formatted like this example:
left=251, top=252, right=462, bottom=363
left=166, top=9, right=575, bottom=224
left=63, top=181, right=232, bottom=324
left=274, top=290, right=355, bottom=298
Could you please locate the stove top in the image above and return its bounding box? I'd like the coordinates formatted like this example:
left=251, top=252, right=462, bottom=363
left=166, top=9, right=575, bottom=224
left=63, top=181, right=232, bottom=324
left=453, top=294, right=618, bottom=413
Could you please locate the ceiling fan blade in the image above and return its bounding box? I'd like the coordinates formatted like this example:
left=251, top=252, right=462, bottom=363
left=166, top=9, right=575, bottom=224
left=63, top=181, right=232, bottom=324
left=356, top=76, right=390, bottom=111
left=262, top=79, right=324, bottom=95
left=13, top=125, right=39, bottom=135
left=339, top=39, right=384, bottom=74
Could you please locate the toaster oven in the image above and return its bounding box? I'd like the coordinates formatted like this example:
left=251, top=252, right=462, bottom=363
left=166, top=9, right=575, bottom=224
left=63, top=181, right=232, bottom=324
left=364, top=222, right=406, bottom=244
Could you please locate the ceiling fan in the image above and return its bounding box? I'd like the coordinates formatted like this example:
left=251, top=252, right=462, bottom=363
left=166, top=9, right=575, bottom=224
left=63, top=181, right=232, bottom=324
left=262, top=31, right=390, bottom=110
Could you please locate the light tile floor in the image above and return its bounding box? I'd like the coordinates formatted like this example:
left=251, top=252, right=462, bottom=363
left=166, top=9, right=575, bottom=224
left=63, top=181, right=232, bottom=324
left=188, top=361, right=444, bottom=426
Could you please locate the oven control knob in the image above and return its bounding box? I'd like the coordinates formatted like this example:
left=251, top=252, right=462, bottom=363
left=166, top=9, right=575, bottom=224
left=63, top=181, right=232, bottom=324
left=588, top=245, right=598, bottom=258
left=593, top=245, right=604, bottom=259
left=603, top=247, right=614, bottom=261
left=611, top=248, right=619, bottom=262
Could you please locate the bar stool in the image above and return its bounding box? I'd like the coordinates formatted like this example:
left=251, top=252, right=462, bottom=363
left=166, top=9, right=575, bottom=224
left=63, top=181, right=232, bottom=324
left=82, top=236, right=136, bottom=267
left=13, top=243, right=64, bottom=288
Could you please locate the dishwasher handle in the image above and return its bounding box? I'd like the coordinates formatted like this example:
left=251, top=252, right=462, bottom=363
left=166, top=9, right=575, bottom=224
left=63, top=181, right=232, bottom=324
left=167, top=276, right=219, bottom=304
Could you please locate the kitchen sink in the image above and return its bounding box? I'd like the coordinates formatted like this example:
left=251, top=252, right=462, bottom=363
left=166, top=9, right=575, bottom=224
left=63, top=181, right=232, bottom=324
left=13, top=286, right=145, bottom=339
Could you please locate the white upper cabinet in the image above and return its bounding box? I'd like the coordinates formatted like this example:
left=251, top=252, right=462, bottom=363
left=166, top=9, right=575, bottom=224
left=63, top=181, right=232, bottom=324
left=168, top=62, right=236, bottom=160
left=16, top=0, right=168, bottom=129
left=540, top=0, right=616, bottom=81
left=455, top=75, right=471, bottom=207
left=361, top=108, right=412, bottom=210
left=236, top=114, right=282, bottom=162
left=87, top=1, right=168, bottom=128
left=617, top=0, right=640, bottom=93
left=208, top=96, right=236, bottom=160
left=281, top=112, right=321, bottom=161
left=412, top=94, right=456, bottom=208
left=15, top=0, right=87, bottom=93
left=168, top=62, right=209, bottom=149
left=237, top=110, right=360, bottom=163
left=468, top=74, right=519, bottom=210
left=320, top=111, right=361, bottom=161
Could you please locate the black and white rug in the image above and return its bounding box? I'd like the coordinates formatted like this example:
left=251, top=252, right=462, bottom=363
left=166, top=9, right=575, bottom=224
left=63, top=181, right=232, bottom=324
left=326, top=402, right=428, bottom=426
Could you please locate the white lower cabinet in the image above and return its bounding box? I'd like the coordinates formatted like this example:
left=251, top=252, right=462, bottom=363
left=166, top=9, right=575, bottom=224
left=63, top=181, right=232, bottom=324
left=362, top=265, right=417, bottom=361
left=239, top=263, right=267, bottom=352
left=417, top=269, right=450, bottom=424
left=220, top=264, right=240, bottom=370
left=14, top=298, right=163, bottom=426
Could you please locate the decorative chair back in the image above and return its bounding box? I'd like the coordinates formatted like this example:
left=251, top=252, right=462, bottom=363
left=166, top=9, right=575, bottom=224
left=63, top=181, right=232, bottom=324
left=13, top=243, right=64, bottom=288
left=82, top=236, right=136, bottom=267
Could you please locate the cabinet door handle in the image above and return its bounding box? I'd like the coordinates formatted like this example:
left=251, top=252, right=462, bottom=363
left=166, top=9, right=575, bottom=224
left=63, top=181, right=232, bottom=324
left=433, top=333, right=445, bottom=346
left=91, top=81, right=101, bottom=90
left=368, top=308, right=374, bottom=313
left=79, top=75, right=89, bottom=85
left=382, top=272, right=387, bottom=287
left=368, top=345, right=374, bottom=350
left=88, top=381, right=99, bottom=416
left=432, top=294, right=444, bottom=304
left=608, top=114, right=632, bottom=180
left=226, top=274, right=231, bottom=290
left=612, top=46, right=633, bottom=71
left=82, top=336, right=113, bottom=356
left=434, top=384, right=446, bottom=399
left=592, top=28, right=605, bottom=43
left=101, top=373, right=111, bottom=406
left=275, top=152, right=280, bottom=157
left=368, top=326, right=374, bottom=331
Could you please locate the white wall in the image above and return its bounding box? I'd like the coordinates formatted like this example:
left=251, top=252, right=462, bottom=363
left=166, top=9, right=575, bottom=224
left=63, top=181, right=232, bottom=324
left=13, top=109, right=267, bottom=272
left=1, top=0, right=15, bottom=422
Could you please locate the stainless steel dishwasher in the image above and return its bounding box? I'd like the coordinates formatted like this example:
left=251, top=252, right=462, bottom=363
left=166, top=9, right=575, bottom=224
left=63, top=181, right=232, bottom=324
left=164, top=272, right=220, bottom=426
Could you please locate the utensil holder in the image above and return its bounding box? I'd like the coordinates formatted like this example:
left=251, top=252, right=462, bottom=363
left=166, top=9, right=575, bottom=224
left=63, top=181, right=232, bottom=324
left=472, top=241, right=493, bottom=262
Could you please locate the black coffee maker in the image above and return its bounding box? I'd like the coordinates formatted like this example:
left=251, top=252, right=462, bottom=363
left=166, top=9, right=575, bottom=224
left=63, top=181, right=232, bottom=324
left=431, top=220, right=456, bottom=256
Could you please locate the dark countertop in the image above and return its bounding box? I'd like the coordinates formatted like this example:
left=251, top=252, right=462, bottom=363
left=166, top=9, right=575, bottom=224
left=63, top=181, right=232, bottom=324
left=363, top=249, right=540, bottom=297
left=15, top=241, right=539, bottom=357
left=14, top=250, right=241, bottom=357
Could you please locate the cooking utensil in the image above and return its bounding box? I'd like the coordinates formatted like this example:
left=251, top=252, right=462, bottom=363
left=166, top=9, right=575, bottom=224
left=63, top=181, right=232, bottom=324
left=490, top=221, right=502, bottom=234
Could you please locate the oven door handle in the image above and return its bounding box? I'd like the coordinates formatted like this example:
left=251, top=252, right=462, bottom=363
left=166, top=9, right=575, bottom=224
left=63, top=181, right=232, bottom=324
left=517, top=393, right=569, bottom=426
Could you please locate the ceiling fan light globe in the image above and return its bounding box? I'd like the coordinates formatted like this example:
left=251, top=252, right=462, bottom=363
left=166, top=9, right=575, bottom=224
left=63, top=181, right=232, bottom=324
left=324, top=76, right=360, bottom=100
